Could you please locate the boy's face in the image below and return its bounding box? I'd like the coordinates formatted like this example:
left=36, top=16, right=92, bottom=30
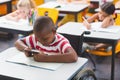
left=34, top=29, right=56, bottom=46
left=98, top=10, right=109, bottom=20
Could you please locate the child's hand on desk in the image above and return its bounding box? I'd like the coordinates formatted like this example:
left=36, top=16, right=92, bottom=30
left=24, top=47, right=32, bottom=57
left=33, top=51, right=47, bottom=62
left=12, top=17, right=21, bottom=22
left=82, top=17, right=91, bottom=30
left=83, top=21, right=91, bottom=30
left=24, top=48, right=42, bottom=57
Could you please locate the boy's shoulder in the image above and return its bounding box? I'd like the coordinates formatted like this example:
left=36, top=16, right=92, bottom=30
left=55, top=33, right=69, bottom=41
left=56, top=33, right=65, bottom=39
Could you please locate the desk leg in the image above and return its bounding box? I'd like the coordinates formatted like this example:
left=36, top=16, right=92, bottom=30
left=74, top=13, right=78, bottom=22
left=111, top=41, right=117, bottom=80
left=7, top=1, right=12, bottom=13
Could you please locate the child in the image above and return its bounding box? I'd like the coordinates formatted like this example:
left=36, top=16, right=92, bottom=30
left=83, top=2, right=115, bottom=50
left=83, top=2, right=115, bottom=29
left=1, top=0, right=37, bottom=39
left=15, top=16, right=78, bottom=63
left=4, top=0, right=36, bottom=23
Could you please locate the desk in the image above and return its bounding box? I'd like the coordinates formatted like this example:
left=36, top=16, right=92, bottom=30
left=38, top=1, right=88, bottom=22
left=0, top=47, right=88, bottom=80
left=0, top=0, right=12, bottom=14
left=57, top=22, right=120, bottom=80
left=0, top=17, right=33, bottom=36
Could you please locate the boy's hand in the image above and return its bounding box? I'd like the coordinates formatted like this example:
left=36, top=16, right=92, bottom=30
left=24, top=47, right=32, bottom=57
left=33, top=51, right=47, bottom=62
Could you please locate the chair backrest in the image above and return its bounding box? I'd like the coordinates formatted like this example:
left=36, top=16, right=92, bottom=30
left=0, top=5, right=7, bottom=15
left=115, top=13, right=120, bottom=25
left=60, top=31, right=90, bottom=56
left=87, top=41, right=120, bottom=56
left=113, top=0, right=119, bottom=4
left=37, top=7, right=59, bottom=24
left=34, top=0, right=44, bottom=6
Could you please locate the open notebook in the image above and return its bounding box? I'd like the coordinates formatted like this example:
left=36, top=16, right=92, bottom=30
left=0, top=17, right=29, bottom=26
left=80, top=22, right=120, bottom=33
left=0, top=17, right=33, bottom=30
left=6, top=53, right=63, bottom=71
left=90, top=22, right=120, bottom=33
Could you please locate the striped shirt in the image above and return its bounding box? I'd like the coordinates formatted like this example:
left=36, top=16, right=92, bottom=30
left=22, top=33, right=71, bottom=54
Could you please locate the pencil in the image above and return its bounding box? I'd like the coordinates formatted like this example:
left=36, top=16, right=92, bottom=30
left=82, top=17, right=90, bottom=25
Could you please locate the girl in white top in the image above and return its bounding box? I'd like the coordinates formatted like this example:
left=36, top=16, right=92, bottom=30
left=4, top=0, right=36, bottom=22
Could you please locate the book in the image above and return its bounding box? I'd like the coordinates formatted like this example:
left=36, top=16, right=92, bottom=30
left=81, top=22, right=120, bottom=33
left=0, top=17, right=33, bottom=30
left=6, top=52, right=63, bottom=71
left=90, top=22, right=120, bottom=33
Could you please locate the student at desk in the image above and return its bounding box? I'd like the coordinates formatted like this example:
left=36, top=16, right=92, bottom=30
left=83, top=2, right=115, bottom=50
left=0, top=0, right=37, bottom=39
left=4, top=0, right=36, bottom=25
left=15, top=16, right=78, bottom=63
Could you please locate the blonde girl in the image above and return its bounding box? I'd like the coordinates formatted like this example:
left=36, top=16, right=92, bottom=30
left=4, top=0, right=36, bottom=22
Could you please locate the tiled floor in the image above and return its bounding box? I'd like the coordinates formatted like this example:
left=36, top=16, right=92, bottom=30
left=0, top=34, right=120, bottom=80
left=86, top=55, right=120, bottom=80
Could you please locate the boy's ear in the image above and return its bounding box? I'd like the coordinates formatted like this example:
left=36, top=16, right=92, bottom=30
left=52, top=27, right=56, bottom=33
left=55, top=26, right=58, bottom=30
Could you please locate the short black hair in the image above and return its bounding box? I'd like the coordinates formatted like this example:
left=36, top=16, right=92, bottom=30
left=100, top=2, right=115, bottom=15
left=33, top=16, right=55, bottom=33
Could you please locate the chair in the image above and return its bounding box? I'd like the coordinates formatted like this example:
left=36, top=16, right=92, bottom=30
left=0, top=0, right=18, bottom=15
left=34, top=0, right=44, bottom=6
left=85, top=13, right=120, bottom=57
left=72, top=68, right=97, bottom=80
left=115, top=13, right=120, bottom=25
left=61, top=31, right=96, bottom=70
left=60, top=32, right=97, bottom=80
left=86, top=42, right=120, bottom=56
left=37, top=7, right=59, bottom=24
left=0, top=5, right=7, bottom=15
left=12, top=0, right=19, bottom=11
left=113, top=0, right=119, bottom=4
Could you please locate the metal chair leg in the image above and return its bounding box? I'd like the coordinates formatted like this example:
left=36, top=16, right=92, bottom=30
left=85, top=51, right=96, bottom=71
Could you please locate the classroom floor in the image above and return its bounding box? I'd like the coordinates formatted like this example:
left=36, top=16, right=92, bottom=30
left=0, top=34, right=120, bottom=80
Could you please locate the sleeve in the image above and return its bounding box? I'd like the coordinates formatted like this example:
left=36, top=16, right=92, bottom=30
left=19, top=34, right=36, bottom=49
left=60, top=38, right=72, bottom=54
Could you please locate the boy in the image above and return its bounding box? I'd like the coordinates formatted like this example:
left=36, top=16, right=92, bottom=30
left=15, top=16, right=78, bottom=63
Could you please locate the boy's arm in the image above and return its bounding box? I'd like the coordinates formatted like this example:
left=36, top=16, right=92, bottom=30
left=14, top=40, right=28, bottom=51
left=33, top=47, right=78, bottom=63
left=15, top=40, right=35, bottom=57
